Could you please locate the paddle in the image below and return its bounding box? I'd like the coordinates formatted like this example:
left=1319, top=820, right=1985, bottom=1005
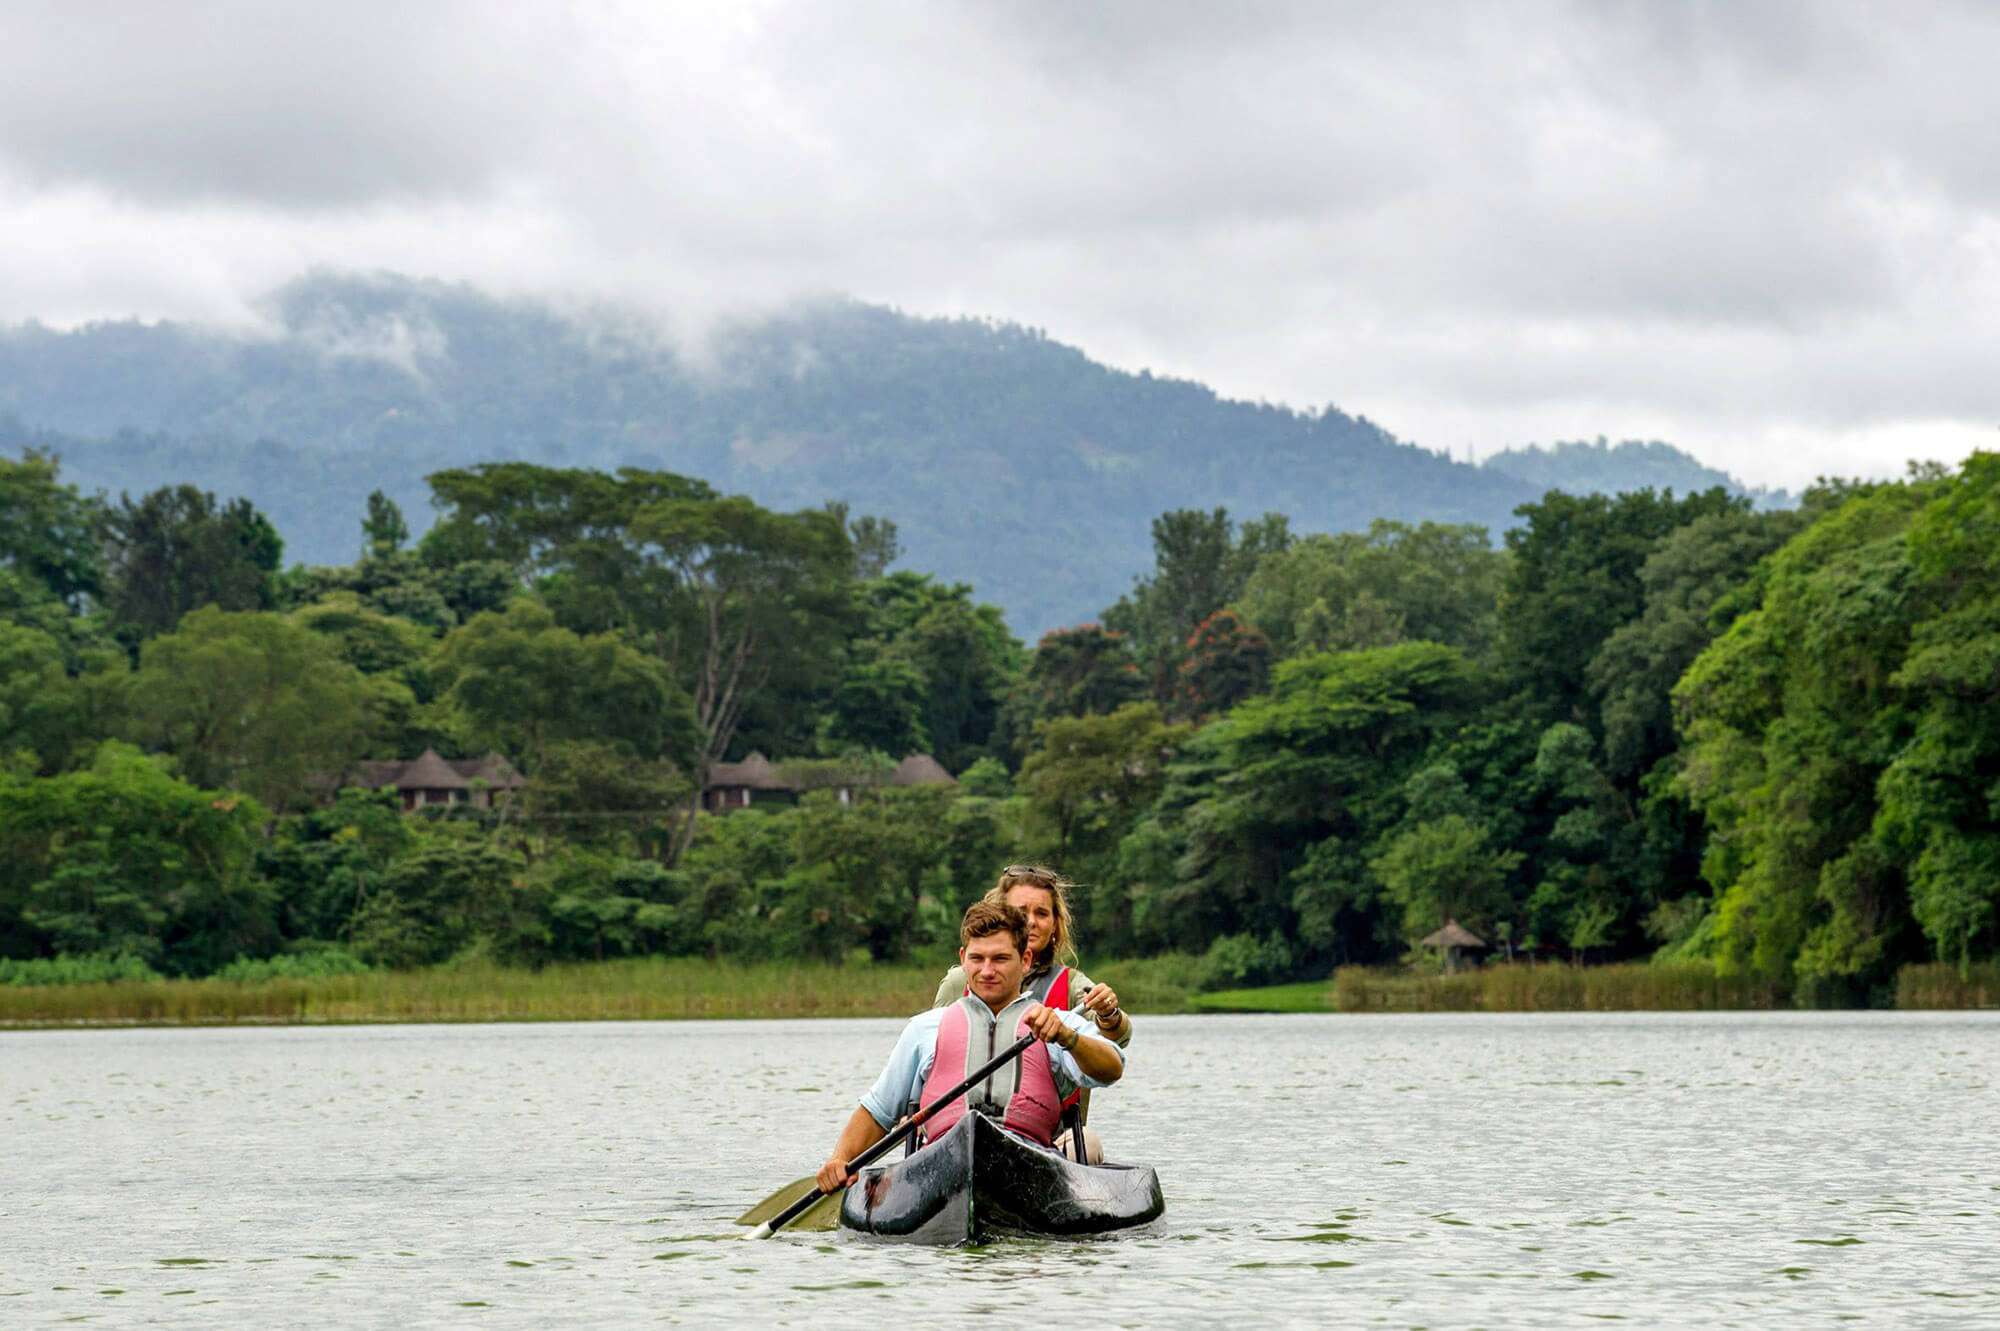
left=741, top=1030, right=1038, bottom=1240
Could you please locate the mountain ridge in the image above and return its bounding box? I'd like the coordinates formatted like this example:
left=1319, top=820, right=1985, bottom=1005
left=0, top=272, right=1778, bottom=634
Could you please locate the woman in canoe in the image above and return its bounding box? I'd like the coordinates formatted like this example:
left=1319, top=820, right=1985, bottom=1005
left=932, top=863, right=1131, bottom=1160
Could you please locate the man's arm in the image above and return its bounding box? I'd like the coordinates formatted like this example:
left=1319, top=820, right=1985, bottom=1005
left=819, top=1009, right=940, bottom=1190
left=817, top=1105, right=887, bottom=1191
left=1023, top=1003, right=1123, bottom=1085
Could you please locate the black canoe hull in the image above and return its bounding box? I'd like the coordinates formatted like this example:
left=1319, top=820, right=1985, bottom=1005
left=838, top=1111, right=1165, bottom=1244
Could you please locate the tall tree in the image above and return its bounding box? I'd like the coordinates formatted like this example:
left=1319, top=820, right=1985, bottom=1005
left=0, top=449, right=104, bottom=608
left=1500, top=487, right=1743, bottom=729
left=1175, top=608, right=1271, bottom=719
left=1104, top=507, right=1289, bottom=702
left=1674, top=478, right=1929, bottom=995
left=102, top=485, right=283, bottom=641
left=123, top=608, right=382, bottom=810
left=362, top=489, right=411, bottom=559
left=423, top=465, right=855, bottom=853
left=1121, top=642, right=1481, bottom=960
left=1234, top=520, right=1505, bottom=661
left=430, top=599, right=695, bottom=775
left=1014, top=623, right=1145, bottom=728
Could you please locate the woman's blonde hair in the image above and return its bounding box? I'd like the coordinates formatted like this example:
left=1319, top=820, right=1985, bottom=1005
left=984, top=864, right=1077, bottom=968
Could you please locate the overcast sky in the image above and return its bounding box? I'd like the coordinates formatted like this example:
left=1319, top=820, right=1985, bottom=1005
left=2, top=0, right=1994, bottom=488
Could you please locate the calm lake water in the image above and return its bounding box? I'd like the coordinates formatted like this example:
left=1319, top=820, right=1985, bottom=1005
left=3, top=1012, right=1997, bottom=1328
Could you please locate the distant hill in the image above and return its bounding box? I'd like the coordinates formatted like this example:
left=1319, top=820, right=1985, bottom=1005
left=0, top=273, right=1772, bottom=634
left=1484, top=439, right=1791, bottom=509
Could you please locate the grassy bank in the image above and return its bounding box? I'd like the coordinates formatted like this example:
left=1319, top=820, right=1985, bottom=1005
left=0, top=953, right=1210, bottom=1029
left=1190, top=980, right=1337, bottom=1013
left=1333, top=962, right=1790, bottom=1013
left=10, top=955, right=1992, bottom=1029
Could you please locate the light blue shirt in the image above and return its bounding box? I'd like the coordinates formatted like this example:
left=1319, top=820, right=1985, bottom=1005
left=860, top=1003, right=1124, bottom=1129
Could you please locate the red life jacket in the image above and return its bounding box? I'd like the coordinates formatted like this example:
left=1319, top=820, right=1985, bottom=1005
left=1040, top=967, right=1084, bottom=1116
left=919, top=993, right=1063, bottom=1148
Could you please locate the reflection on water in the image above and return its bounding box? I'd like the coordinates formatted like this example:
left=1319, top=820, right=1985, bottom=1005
left=3, top=1012, right=1997, bottom=1327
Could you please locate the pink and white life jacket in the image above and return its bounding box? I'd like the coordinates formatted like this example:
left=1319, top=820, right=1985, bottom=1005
left=918, top=992, right=1063, bottom=1148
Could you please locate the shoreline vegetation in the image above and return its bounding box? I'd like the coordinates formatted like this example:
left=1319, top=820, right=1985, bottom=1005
left=3, top=959, right=1994, bottom=1030
left=9, top=454, right=2000, bottom=1026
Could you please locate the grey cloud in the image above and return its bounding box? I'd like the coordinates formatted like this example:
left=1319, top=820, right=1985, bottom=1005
left=0, top=0, right=1994, bottom=487
left=0, top=0, right=574, bottom=207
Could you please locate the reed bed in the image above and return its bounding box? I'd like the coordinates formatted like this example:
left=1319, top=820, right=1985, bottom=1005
left=0, top=954, right=1209, bottom=1028
left=1894, top=963, right=2000, bottom=1010
left=1333, top=962, right=1789, bottom=1013
left=0, top=958, right=945, bottom=1028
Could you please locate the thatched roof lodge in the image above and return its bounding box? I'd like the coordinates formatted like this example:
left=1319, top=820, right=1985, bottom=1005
left=346, top=749, right=526, bottom=811
left=703, top=752, right=955, bottom=812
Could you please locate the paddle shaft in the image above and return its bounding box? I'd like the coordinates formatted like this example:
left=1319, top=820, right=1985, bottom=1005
left=755, top=1031, right=1038, bottom=1238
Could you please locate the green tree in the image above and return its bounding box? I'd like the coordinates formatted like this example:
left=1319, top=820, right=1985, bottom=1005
left=1014, top=623, right=1145, bottom=727
left=1501, top=487, right=1744, bottom=729
left=362, top=489, right=410, bottom=559
left=1872, top=453, right=2000, bottom=972
left=430, top=598, right=695, bottom=775
left=526, top=849, right=683, bottom=962
left=258, top=787, right=414, bottom=942
left=0, top=743, right=275, bottom=973
left=424, top=464, right=856, bottom=852
left=1674, top=478, right=1928, bottom=994
left=1370, top=814, right=1521, bottom=945
left=1174, top=608, right=1271, bottom=719
left=782, top=786, right=959, bottom=962
left=102, top=485, right=283, bottom=640
left=1122, top=642, right=1481, bottom=962
left=823, top=649, right=930, bottom=756
left=1104, top=507, right=1290, bottom=703
left=522, top=739, right=691, bottom=859
left=1020, top=703, right=1189, bottom=868
left=0, top=449, right=104, bottom=607
left=1587, top=508, right=1805, bottom=782
left=124, top=608, right=384, bottom=810
left=1235, top=520, right=1505, bottom=661
left=348, top=836, right=530, bottom=968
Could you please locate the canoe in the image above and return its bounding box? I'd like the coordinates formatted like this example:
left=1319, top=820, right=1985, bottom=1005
left=838, top=1109, right=1165, bottom=1244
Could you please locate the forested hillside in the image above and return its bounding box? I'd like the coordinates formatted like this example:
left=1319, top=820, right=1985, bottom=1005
left=1484, top=439, right=1792, bottom=510
left=0, top=273, right=1772, bottom=634
left=2, top=448, right=1994, bottom=1002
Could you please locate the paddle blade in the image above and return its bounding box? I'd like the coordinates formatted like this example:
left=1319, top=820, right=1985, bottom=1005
left=734, top=1177, right=843, bottom=1232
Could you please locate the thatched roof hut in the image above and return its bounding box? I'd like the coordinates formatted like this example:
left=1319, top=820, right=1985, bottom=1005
left=889, top=753, right=955, bottom=787
left=1418, top=918, right=1487, bottom=972
left=342, top=749, right=524, bottom=811
left=1419, top=919, right=1486, bottom=950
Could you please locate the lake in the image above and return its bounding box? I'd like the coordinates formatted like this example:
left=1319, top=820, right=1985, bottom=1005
left=4, top=1012, right=1996, bottom=1327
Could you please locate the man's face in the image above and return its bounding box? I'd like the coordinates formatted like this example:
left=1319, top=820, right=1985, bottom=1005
left=960, top=932, right=1026, bottom=1009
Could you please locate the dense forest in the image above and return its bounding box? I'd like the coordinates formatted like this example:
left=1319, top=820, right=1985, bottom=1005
left=0, top=273, right=1777, bottom=635
left=2, top=445, right=1994, bottom=1003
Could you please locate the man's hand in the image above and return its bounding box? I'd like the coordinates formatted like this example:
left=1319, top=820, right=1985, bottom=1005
left=1081, top=982, right=1121, bottom=1026
left=1023, top=1002, right=1074, bottom=1047
left=816, top=1156, right=853, bottom=1192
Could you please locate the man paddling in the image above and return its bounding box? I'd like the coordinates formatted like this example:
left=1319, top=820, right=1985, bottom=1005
left=816, top=901, right=1124, bottom=1192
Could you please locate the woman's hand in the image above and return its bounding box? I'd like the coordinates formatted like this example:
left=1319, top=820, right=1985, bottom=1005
left=1082, top=982, right=1122, bottom=1027
left=1023, top=1002, right=1075, bottom=1048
